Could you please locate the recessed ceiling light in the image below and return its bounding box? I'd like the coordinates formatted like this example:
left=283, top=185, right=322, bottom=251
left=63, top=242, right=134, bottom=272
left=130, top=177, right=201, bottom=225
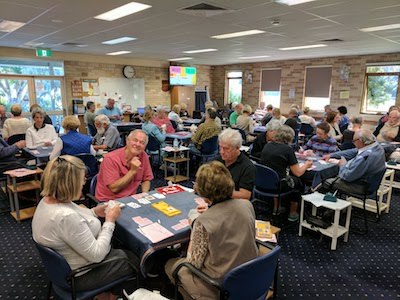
left=279, top=44, right=326, bottom=50
left=106, top=50, right=131, bottom=56
left=211, top=30, right=265, bottom=39
left=51, top=19, right=63, bottom=23
left=239, top=55, right=270, bottom=59
left=169, top=57, right=193, bottom=61
left=102, top=37, right=136, bottom=45
left=274, top=0, right=317, bottom=6
left=94, top=2, right=151, bottom=21
left=360, top=23, right=400, bottom=32
left=183, top=48, right=218, bottom=54
left=0, top=20, right=25, bottom=32
left=24, top=41, right=44, bottom=47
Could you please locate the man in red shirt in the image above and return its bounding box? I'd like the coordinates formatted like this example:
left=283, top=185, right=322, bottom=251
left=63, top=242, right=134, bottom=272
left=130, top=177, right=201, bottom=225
left=96, top=129, right=154, bottom=201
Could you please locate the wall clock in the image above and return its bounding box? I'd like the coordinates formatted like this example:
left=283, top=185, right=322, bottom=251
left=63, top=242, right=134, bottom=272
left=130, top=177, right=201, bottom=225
left=123, top=65, right=135, bottom=78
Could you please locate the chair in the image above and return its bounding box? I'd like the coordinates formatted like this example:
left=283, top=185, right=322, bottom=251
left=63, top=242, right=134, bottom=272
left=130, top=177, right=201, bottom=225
left=299, top=123, right=314, bottom=145
left=87, top=124, right=96, bottom=137
left=336, top=169, right=386, bottom=234
left=75, top=153, right=99, bottom=196
left=170, top=119, right=178, bottom=130
left=85, top=174, right=99, bottom=208
left=192, top=111, right=202, bottom=119
left=252, top=163, right=297, bottom=218
left=232, top=128, right=248, bottom=145
left=35, top=242, right=137, bottom=300
left=192, top=136, right=219, bottom=164
left=173, top=244, right=281, bottom=300
left=7, top=134, right=25, bottom=145
left=146, top=135, right=162, bottom=167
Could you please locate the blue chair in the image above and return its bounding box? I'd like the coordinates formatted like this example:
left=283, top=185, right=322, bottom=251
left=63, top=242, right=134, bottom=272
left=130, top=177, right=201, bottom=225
left=35, top=242, right=137, bottom=300
left=75, top=153, right=99, bottom=198
left=146, top=134, right=162, bottom=167
left=85, top=174, right=99, bottom=207
left=192, top=135, right=219, bottom=163
left=170, top=119, right=178, bottom=130
left=7, top=134, right=25, bottom=145
left=87, top=124, right=96, bottom=137
left=252, top=163, right=297, bottom=217
left=173, top=244, right=281, bottom=300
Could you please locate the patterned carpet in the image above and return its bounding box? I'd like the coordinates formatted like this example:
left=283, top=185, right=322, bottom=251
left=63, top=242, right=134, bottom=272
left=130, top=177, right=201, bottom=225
left=0, top=173, right=399, bottom=299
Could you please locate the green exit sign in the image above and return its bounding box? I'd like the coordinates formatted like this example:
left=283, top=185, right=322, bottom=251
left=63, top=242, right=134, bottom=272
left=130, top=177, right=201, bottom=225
left=36, top=48, right=52, bottom=57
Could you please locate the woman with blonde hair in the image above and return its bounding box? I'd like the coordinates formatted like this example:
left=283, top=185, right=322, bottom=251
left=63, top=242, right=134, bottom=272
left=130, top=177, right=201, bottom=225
left=32, top=155, right=137, bottom=299
left=236, top=104, right=255, bottom=142
left=165, top=161, right=258, bottom=299
left=168, top=104, right=183, bottom=125
left=299, top=107, right=316, bottom=127
left=272, top=107, right=287, bottom=124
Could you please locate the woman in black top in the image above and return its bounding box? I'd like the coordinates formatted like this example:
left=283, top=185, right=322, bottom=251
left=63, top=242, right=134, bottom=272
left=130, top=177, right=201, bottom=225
left=260, top=125, right=312, bottom=221
left=341, top=116, right=363, bottom=150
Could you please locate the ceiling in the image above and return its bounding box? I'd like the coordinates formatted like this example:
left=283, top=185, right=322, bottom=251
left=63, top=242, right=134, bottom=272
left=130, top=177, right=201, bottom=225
left=0, top=0, right=399, bottom=65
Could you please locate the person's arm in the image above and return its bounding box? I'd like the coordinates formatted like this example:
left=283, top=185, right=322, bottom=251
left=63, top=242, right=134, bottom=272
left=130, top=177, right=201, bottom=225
left=187, top=221, right=209, bottom=269
left=141, top=180, right=151, bottom=192
left=232, top=188, right=252, bottom=200
left=232, top=163, right=256, bottom=200
left=329, top=148, right=357, bottom=160
left=26, top=128, right=34, bottom=149
left=58, top=206, right=118, bottom=263
left=290, top=161, right=313, bottom=177
left=339, top=155, right=370, bottom=182
left=2, top=120, right=10, bottom=139
left=107, top=157, right=141, bottom=194
left=103, top=128, right=120, bottom=150
left=0, top=142, right=19, bottom=159
left=90, top=145, right=97, bottom=156
left=49, top=126, right=58, bottom=146
left=151, top=126, right=166, bottom=143
left=49, top=138, right=63, bottom=160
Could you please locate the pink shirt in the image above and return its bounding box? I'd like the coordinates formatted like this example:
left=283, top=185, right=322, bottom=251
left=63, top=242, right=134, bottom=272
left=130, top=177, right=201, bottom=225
left=95, top=148, right=154, bottom=201
left=152, top=117, right=175, bottom=134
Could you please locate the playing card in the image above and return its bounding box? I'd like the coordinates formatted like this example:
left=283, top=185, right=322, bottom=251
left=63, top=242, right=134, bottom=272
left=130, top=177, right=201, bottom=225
left=144, top=195, right=155, bottom=200
left=171, top=223, right=184, bottom=231
left=127, top=202, right=141, bottom=209
left=132, top=217, right=152, bottom=226
left=132, top=192, right=148, bottom=200
left=138, top=198, right=151, bottom=204
left=152, top=193, right=166, bottom=199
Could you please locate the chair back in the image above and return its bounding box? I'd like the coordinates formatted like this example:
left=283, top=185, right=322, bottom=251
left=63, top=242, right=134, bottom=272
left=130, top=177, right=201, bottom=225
left=201, top=136, right=218, bottom=155
left=192, top=111, right=202, bottom=119
left=87, top=124, right=97, bottom=137
left=54, top=124, right=61, bottom=134
left=300, top=123, right=314, bottom=135
left=170, top=120, right=178, bottom=130
left=367, top=169, right=386, bottom=196
left=232, top=128, right=246, bottom=143
left=90, top=174, right=98, bottom=196
left=7, top=134, right=25, bottom=145
left=75, top=153, right=99, bottom=179
left=254, top=163, right=280, bottom=194
left=223, top=246, right=281, bottom=300
left=146, top=134, right=161, bottom=152
left=35, top=242, right=72, bottom=290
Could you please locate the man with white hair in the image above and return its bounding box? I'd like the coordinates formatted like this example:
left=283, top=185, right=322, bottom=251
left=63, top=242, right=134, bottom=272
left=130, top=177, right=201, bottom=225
left=93, top=114, right=121, bottom=151
left=375, top=109, right=400, bottom=142
left=215, top=128, right=256, bottom=200
left=321, top=129, right=386, bottom=194
left=97, top=98, right=122, bottom=122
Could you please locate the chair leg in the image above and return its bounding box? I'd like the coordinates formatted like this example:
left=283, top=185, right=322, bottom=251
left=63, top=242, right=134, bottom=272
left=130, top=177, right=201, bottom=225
left=363, top=197, right=368, bottom=234
left=375, top=199, right=381, bottom=222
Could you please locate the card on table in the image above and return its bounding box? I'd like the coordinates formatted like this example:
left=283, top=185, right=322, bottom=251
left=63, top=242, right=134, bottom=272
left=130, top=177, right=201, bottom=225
left=153, top=193, right=166, bottom=199
left=127, top=202, right=141, bottom=209
left=195, top=197, right=206, bottom=206
left=137, top=222, right=174, bottom=243
left=132, top=192, right=148, bottom=200
left=132, top=216, right=152, bottom=226
left=138, top=198, right=151, bottom=205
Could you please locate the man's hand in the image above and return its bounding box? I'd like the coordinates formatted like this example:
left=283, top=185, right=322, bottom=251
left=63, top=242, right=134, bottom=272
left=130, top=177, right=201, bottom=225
left=339, top=156, right=347, bottom=166
left=15, top=140, right=26, bottom=149
left=130, top=156, right=141, bottom=171
left=322, top=154, right=331, bottom=161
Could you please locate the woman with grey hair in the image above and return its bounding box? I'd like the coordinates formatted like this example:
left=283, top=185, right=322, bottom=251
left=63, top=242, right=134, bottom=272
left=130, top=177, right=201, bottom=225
left=260, top=125, right=312, bottom=221
left=26, top=108, right=58, bottom=149
left=250, top=120, right=282, bottom=158
left=2, top=104, right=31, bottom=140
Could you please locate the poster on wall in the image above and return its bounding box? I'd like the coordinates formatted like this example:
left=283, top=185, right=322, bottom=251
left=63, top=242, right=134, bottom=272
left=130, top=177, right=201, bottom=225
left=82, top=79, right=100, bottom=97
left=71, top=80, right=83, bottom=98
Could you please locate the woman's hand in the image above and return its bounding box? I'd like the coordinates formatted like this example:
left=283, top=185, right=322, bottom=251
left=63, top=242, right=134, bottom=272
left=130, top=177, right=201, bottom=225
left=197, top=204, right=208, bottom=214
left=105, top=204, right=121, bottom=222
left=92, top=205, right=107, bottom=218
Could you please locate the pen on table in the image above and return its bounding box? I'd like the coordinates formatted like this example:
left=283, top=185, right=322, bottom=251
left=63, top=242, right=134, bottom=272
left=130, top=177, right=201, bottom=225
left=158, top=219, right=161, bottom=224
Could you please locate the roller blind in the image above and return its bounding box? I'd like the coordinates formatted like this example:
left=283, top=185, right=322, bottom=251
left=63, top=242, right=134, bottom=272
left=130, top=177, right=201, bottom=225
left=261, top=69, right=281, bottom=91
left=305, top=66, right=332, bottom=97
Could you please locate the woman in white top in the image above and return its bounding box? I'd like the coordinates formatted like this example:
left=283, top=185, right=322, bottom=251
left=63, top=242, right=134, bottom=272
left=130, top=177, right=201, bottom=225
left=32, top=155, right=136, bottom=298
left=2, top=104, right=30, bottom=140
left=272, top=107, right=287, bottom=124
left=236, top=104, right=255, bottom=142
left=299, top=107, right=316, bottom=127
left=26, top=108, right=58, bottom=148
left=326, top=111, right=343, bottom=141
left=168, top=104, right=183, bottom=124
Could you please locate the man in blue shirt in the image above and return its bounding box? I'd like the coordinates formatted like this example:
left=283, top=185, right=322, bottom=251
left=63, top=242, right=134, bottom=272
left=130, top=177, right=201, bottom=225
left=98, top=98, right=122, bottom=123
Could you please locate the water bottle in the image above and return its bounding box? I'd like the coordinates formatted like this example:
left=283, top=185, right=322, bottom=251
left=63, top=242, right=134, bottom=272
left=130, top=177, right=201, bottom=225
left=173, top=138, right=179, bottom=149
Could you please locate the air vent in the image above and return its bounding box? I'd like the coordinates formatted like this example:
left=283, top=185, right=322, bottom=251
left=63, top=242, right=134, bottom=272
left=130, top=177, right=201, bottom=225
left=179, top=3, right=230, bottom=17
left=62, top=42, right=87, bottom=47
left=320, top=38, right=344, bottom=42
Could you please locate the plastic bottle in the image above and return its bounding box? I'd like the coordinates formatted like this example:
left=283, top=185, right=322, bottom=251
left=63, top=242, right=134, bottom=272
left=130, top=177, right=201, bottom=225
left=173, top=138, right=179, bottom=149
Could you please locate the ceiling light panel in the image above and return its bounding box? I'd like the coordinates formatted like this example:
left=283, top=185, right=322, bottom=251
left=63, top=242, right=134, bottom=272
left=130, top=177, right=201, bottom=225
left=275, top=0, right=317, bottom=6
left=94, top=2, right=151, bottom=21
left=0, top=20, right=25, bottom=32
left=239, top=55, right=271, bottom=59
left=168, top=57, right=193, bottom=61
left=102, top=36, right=136, bottom=45
left=183, top=48, right=218, bottom=54
left=360, top=23, right=400, bottom=32
left=279, top=44, right=327, bottom=50
left=106, top=50, right=131, bottom=55
left=211, top=30, right=265, bottom=39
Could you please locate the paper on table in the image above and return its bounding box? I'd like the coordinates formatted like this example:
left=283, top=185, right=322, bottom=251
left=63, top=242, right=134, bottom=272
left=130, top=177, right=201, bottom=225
left=4, top=168, right=37, bottom=177
left=302, top=192, right=325, bottom=207
left=256, top=234, right=277, bottom=244
left=137, top=222, right=174, bottom=243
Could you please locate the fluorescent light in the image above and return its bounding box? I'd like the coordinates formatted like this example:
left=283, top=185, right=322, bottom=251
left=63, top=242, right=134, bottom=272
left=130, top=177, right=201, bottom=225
left=279, top=44, right=326, bottom=50
left=94, top=2, right=151, bottom=21
left=211, top=30, right=265, bottom=39
left=106, top=51, right=131, bottom=56
left=0, top=20, right=25, bottom=32
left=24, top=41, right=44, bottom=47
left=239, top=55, right=270, bottom=59
left=102, top=36, right=136, bottom=45
left=183, top=48, right=218, bottom=54
left=168, top=57, right=193, bottom=61
left=360, top=23, right=400, bottom=32
left=275, top=0, right=317, bottom=6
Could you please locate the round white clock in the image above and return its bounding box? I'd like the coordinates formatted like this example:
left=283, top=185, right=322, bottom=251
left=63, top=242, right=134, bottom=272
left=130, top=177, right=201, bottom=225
left=123, top=65, right=135, bottom=78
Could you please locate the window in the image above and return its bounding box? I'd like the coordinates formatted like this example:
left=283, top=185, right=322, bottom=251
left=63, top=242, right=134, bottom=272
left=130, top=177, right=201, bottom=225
left=260, top=69, right=281, bottom=108
left=361, top=65, right=400, bottom=114
left=304, top=66, right=332, bottom=111
left=227, top=71, right=242, bottom=104
left=0, top=59, right=65, bottom=124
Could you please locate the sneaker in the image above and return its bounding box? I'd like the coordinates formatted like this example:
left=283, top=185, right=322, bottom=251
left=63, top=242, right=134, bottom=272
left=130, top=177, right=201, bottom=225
left=288, top=213, right=299, bottom=222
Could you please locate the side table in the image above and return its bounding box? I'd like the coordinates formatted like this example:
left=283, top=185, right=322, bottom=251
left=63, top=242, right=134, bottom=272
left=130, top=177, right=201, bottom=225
left=4, top=168, right=43, bottom=221
left=163, top=146, right=190, bottom=183
left=299, top=192, right=352, bottom=250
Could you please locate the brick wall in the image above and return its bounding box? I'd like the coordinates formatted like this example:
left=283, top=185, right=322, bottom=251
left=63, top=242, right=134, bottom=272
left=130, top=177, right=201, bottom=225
left=64, top=61, right=212, bottom=113
left=211, top=52, right=400, bottom=121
